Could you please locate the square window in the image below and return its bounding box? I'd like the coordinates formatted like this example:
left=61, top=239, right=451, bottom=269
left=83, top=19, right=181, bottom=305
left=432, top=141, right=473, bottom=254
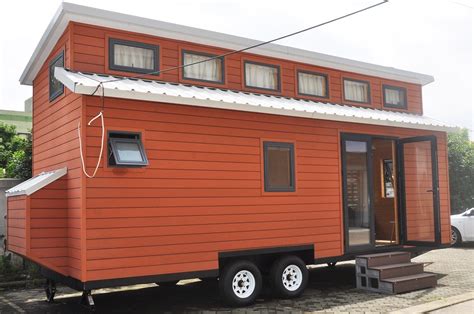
left=244, top=61, right=280, bottom=91
left=109, top=38, right=158, bottom=74
left=49, top=51, right=64, bottom=101
left=263, top=142, right=295, bottom=192
left=383, top=85, right=407, bottom=109
left=182, top=51, right=224, bottom=83
left=343, top=79, right=370, bottom=103
left=108, top=132, right=148, bottom=167
left=297, top=71, right=328, bottom=98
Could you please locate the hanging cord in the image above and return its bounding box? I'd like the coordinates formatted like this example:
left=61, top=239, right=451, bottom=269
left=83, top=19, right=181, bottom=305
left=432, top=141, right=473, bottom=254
left=99, top=0, right=389, bottom=84
left=78, top=83, right=105, bottom=178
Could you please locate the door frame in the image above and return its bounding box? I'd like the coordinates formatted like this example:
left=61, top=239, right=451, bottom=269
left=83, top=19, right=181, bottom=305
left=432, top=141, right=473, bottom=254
left=398, top=135, right=442, bottom=246
left=341, top=133, right=376, bottom=253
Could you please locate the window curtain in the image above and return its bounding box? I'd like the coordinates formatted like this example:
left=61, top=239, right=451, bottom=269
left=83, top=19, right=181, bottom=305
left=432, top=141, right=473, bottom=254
left=385, top=88, right=402, bottom=105
left=183, top=53, right=222, bottom=82
left=344, top=80, right=369, bottom=102
left=298, top=72, right=326, bottom=96
left=114, top=44, right=154, bottom=70
left=245, top=63, right=278, bottom=90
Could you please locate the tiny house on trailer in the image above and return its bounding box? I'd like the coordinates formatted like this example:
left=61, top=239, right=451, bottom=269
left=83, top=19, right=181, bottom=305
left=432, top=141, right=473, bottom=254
left=7, top=3, right=454, bottom=307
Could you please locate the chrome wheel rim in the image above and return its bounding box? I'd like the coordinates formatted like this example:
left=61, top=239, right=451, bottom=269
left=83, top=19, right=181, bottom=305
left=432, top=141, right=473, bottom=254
left=282, top=264, right=303, bottom=291
left=232, top=270, right=255, bottom=299
left=451, top=229, right=457, bottom=244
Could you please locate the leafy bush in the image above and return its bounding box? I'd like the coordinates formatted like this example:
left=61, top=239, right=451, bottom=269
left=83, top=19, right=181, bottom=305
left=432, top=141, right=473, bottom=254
left=0, top=122, right=32, bottom=180
left=448, top=129, right=474, bottom=213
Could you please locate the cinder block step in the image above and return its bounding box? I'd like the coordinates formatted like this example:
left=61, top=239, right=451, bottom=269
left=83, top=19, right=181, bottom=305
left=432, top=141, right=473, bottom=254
left=381, top=273, right=437, bottom=294
left=368, top=262, right=424, bottom=280
left=356, top=251, right=411, bottom=267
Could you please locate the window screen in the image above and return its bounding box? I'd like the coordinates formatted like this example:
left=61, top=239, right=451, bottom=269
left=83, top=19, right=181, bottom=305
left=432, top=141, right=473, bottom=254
left=182, top=51, right=224, bottom=83
left=244, top=61, right=280, bottom=91
left=264, top=142, right=295, bottom=192
left=343, top=79, right=370, bottom=103
left=49, top=51, right=64, bottom=101
left=108, top=132, right=148, bottom=167
left=298, top=71, right=328, bottom=97
left=109, top=38, right=158, bottom=74
left=383, top=85, right=407, bottom=109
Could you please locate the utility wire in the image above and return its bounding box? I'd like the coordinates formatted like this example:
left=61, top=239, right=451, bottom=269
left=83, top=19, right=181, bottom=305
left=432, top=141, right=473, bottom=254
left=97, top=0, right=389, bottom=86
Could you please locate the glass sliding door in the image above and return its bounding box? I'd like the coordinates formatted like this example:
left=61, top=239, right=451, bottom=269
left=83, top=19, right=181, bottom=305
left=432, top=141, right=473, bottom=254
left=342, top=135, right=374, bottom=251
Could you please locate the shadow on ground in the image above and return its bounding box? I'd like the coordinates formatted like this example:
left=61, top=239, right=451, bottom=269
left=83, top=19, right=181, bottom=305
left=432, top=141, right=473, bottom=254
left=2, top=263, right=395, bottom=313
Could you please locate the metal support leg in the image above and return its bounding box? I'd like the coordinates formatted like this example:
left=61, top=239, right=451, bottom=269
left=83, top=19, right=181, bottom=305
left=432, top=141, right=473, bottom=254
left=80, top=290, right=95, bottom=311
left=45, top=279, right=56, bottom=303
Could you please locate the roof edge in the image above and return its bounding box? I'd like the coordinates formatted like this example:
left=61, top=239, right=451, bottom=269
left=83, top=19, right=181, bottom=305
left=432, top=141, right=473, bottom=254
left=55, top=68, right=454, bottom=133
left=6, top=167, right=68, bottom=197
left=20, top=2, right=434, bottom=86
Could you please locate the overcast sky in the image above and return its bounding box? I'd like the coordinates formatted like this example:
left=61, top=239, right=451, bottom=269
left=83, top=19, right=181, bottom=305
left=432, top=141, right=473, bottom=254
left=0, top=0, right=472, bottom=136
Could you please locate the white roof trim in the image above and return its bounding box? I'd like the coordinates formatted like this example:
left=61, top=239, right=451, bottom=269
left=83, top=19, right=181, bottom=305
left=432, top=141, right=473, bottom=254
left=21, top=2, right=434, bottom=86
left=6, top=167, right=67, bottom=197
left=55, top=67, right=454, bottom=132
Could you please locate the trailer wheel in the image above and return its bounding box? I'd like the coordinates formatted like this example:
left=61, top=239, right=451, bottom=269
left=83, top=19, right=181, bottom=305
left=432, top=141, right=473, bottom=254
left=270, top=255, right=308, bottom=298
left=44, top=279, right=56, bottom=303
left=219, top=260, right=262, bottom=306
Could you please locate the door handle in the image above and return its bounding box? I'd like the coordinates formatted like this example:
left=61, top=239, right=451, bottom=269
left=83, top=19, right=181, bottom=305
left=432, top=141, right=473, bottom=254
left=426, top=189, right=433, bottom=193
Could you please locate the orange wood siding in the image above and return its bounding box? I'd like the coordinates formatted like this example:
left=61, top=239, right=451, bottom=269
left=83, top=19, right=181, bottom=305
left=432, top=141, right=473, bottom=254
left=403, top=141, right=435, bottom=242
left=83, top=96, right=449, bottom=282
left=7, top=196, right=28, bottom=256
left=29, top=178, right=82, bottom=278
left=31, top=24, right=85, bottom=280
left=70, top=22, right=423, bottom=115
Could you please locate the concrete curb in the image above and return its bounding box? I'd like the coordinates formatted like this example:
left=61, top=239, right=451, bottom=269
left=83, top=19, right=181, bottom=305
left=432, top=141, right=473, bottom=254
left=390, top=291, right=474, bottom=314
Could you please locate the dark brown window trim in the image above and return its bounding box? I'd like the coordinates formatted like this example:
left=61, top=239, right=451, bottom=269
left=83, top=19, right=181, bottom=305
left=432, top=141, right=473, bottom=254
left=296, top=70, right=329, bottom=99
left=109, top=38, right=159, bottom=75
left=263, top=141, right=296, bottom=192
left=382, top=84, right=408, bottom=109
left=181, top=49, right=225, bottom=84
left=342, top=78, right=371, bottom=105
left=108, top=130, right=148, bottom=167
left=49, top=50, right=64, bottom=102
left=243, top=60, right=281, bottom=92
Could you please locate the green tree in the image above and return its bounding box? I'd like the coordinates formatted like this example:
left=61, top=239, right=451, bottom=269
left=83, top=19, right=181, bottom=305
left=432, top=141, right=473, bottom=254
left=0, top=122, right=32, bottom=180
left=448, top=128, right=474, bottom=213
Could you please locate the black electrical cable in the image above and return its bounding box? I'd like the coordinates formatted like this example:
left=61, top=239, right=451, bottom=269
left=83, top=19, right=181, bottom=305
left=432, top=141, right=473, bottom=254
left=98, top=0, right=389, bottom=85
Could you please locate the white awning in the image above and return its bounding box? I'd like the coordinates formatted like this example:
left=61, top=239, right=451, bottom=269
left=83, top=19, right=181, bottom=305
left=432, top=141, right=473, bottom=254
left=55, top=67, right=455, bottom=132
left=6, top=167, right=67, bottom=197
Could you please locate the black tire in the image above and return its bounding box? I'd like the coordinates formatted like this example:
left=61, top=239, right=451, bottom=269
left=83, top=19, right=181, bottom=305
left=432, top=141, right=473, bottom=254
left=451, top=227, right=462, bottom=246
left=156, top=280, right=179, bottom=287
left=270, top=255, right=308, bottom=299
left=219, top=260, right=262, bottom=307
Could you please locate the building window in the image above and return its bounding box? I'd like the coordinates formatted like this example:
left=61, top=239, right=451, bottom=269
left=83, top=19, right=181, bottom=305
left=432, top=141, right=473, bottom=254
left=49, top=51, right=64, bottom=101
left=297, top=71, right=328, bottom=98
left=108, top=131, right=148, bottom=167
left=182, top=50, right=224, bottom=83
left=343, top=78, right=370, bottom=103
left=109, top=38, right=158, bottom=74
left=263, top=142, right=295, bottom=192
left=383, top=85, right=407, bottom=109
left=244, top=61, right=280, bottom=91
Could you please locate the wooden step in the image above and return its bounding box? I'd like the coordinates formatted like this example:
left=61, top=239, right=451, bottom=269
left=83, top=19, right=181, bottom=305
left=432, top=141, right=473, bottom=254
left=380, top=273, right=437, bottom=294
left=356, top=251, right=411, bottom=267
left=368, top=262, right=424, bottom=280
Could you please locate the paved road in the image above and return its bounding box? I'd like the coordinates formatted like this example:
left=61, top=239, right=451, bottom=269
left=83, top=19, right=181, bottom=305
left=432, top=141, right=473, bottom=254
left=0, top=244, right=473, bottom=313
